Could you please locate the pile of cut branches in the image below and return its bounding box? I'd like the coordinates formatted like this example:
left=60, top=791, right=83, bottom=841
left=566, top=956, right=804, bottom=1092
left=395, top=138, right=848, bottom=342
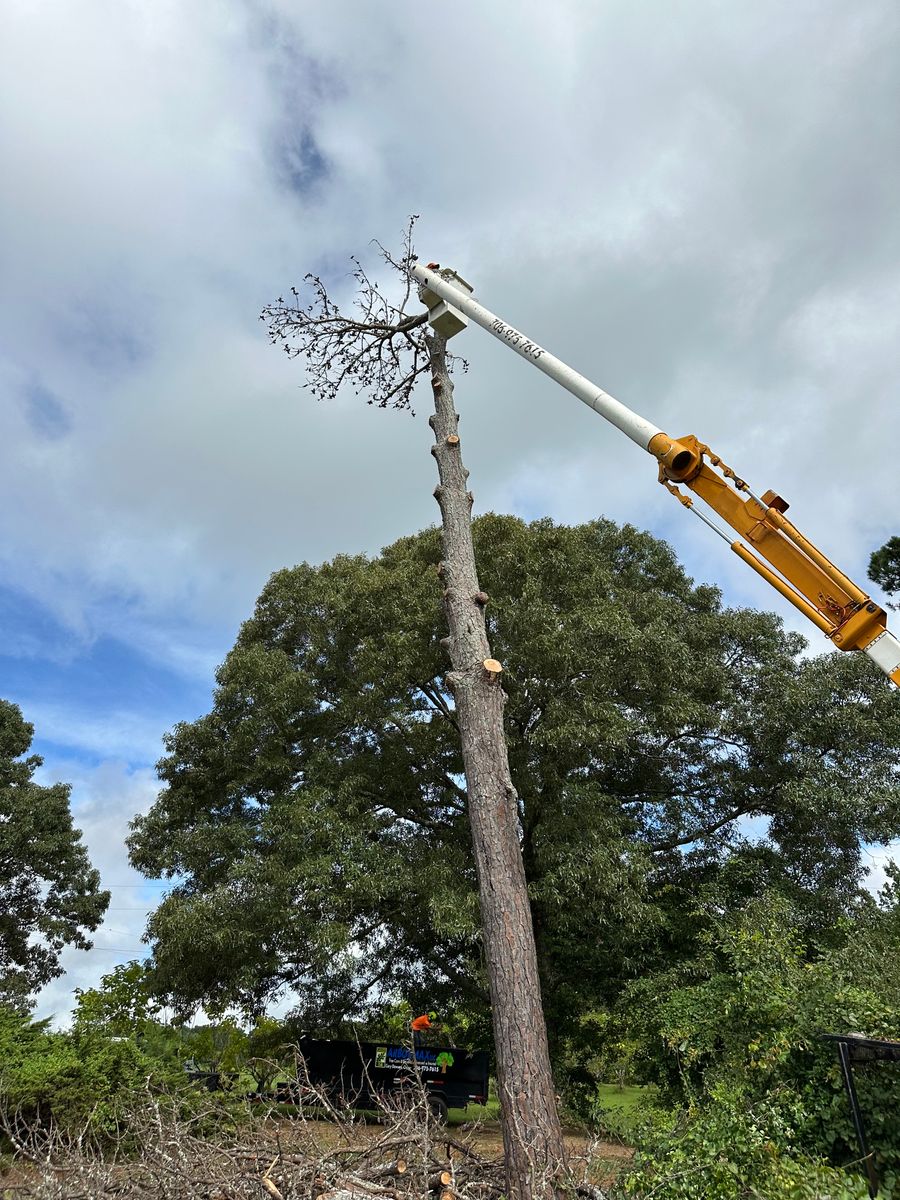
left=1, top=1077, right=615, bottom=1200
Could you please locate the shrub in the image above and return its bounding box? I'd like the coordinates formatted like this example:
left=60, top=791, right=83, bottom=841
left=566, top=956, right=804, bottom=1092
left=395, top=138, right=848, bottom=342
left=0, top=1004, right=183, bottom=1138
left=618, top=1098, right=874, bottom=1199
left=616, top=894, right=900, bottom=1195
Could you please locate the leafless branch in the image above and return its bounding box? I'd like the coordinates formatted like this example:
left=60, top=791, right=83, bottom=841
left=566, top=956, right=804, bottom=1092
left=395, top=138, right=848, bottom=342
left=261, top=216, right=465, bottom=416
left=1, top=1071, right=580, bottom=1200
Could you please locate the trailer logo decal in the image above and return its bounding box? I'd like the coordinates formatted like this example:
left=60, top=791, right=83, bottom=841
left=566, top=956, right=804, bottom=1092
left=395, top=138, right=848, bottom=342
left=374, top=1045, right=448, bottom=1074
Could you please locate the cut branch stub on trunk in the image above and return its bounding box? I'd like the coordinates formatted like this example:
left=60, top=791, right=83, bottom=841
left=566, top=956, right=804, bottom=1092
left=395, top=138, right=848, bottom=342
left=262, top=225, right=568, bottom=1200
left=424, top=325, right=567, bottom=1200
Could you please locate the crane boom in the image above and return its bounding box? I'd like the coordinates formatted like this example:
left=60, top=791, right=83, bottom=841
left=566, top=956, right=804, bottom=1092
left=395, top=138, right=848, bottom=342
left=410, top=262, right=900, bottom=686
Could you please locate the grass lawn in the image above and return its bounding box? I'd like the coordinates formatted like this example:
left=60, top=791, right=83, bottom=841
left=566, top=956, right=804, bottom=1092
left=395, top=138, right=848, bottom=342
left=448, top=1097, right=500, bottom=1125
left=449, top=1084, right=648, bottom=1129
left=595, top=1083, right=646, bottom=1113
left=591, top=1083, right=651, bottom=1140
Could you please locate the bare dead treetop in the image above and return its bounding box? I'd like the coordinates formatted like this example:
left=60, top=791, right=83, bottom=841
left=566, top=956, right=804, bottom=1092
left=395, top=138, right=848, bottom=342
left=261, top=217, right=467, bottom=417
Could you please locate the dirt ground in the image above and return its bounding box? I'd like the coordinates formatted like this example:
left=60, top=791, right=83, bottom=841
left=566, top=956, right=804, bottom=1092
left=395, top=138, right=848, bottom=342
left=302, top=1114, right=634, bottom=1185
left=458, top=1117, right=630, bottom=1160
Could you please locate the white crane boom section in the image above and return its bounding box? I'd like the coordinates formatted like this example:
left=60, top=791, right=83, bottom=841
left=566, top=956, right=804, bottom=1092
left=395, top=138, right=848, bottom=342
left=409, top=261, right=900, bottom=687
left=410, top=264, right=661, bottom=450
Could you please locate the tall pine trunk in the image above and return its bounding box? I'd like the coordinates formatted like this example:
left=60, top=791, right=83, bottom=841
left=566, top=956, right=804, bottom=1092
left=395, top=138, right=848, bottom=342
left=426, top=331, right=566, bottom=1200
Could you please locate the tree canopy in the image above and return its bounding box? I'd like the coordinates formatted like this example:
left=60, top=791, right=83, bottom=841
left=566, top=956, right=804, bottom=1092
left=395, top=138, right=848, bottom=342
left=869, top=535, right=900, bottom=607
left=129, top=515, right=900, bottom=1045
left=0, top=699, right=109, bottom=1002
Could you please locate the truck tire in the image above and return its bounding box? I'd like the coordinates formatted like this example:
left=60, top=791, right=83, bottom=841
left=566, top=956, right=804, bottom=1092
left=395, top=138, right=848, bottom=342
left=428, top=1095, right=449, bottom=1123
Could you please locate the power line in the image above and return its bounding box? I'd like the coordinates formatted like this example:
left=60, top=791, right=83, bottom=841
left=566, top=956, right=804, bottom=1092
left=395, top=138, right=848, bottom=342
left=80, top=947, right=149, bottom=953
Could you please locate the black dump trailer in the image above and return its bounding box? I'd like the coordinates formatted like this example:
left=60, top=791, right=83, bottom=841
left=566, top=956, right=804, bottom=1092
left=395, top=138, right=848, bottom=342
left=276, top=1037, right=490, bottom=1121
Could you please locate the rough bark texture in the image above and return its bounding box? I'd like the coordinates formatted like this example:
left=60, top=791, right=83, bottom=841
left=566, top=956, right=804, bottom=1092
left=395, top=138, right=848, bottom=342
left=425, top=331, right=567, bottom=1200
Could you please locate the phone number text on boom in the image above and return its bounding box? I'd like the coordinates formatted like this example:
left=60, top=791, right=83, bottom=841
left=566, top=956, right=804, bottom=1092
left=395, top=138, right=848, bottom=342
left=490, top=318, right=543, bottom=360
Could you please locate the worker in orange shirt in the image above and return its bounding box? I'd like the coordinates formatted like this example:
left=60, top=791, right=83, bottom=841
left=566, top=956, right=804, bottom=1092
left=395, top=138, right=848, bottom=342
left=411, top=1011, right=438, bottom=1046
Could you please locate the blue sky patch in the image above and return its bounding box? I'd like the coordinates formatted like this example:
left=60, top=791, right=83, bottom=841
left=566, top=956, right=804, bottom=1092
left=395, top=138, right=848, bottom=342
left=25, top=381, right=71, bottom=439
left=0, top=585, right=215, bottom=769
left=278, top=127, right=328, bottom=195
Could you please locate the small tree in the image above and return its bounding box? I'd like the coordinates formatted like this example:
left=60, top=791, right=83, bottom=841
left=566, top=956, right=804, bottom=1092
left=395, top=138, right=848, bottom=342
left=0, top=699, right=108, bottom=1002
left=73, top=960, right=161, bottom=1039
left=244, top=1015, right=290, bottom=1092
left=261, top=220, right=566, bottom=1200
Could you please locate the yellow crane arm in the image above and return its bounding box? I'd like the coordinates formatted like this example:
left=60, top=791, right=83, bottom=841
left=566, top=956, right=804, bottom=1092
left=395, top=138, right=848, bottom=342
left=410, top=263, right=900, bottom=687
left=651, top=432, right=900, bottom=682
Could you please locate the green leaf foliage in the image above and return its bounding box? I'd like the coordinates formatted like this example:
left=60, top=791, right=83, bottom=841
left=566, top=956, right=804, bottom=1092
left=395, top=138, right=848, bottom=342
left=182, top=1018, right=248, bottom=1074
left=616, top=1098, right=875, bottom=1199
left=72, top=960, right=190, bottom=1069
left=869, top=537, right=900, bottom=606
left=0, top=1003, right=169, bottom=1137
left=617, top=893, right=900, bottom=1196
left=242, top=1015, right=292, bottom=1090
left=73, top=960, right=162, bottom=1039
left=127, top=516, right=900, bottom=1064
left=0, top=700, right=109, bottom=1001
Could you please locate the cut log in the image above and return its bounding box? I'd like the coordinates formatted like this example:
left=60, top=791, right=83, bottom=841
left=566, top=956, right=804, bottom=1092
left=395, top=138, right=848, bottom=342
left=370, top=1160, right=408, bottom=1179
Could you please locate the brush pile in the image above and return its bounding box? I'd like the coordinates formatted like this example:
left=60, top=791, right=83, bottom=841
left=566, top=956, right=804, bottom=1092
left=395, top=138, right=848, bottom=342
left=0, top=1083, right=615, bottom=1200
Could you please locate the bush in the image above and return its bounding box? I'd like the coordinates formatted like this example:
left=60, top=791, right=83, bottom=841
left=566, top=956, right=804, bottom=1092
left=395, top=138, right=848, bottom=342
left=615, top=1093, right=876, bottom=1199
left=615, top=894, right=900, bottom=1195
left=0, top=1004, right=184, bottom=1138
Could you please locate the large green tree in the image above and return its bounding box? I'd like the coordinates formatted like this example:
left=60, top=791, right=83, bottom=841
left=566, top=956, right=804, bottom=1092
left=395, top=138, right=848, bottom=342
left=129, top=516, right=900, bottom=1045
left=0, top=699, right=109, bottom=1002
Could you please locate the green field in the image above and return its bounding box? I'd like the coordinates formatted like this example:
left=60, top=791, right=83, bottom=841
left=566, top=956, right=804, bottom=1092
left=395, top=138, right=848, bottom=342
left=594, top=1083, right=646, bottom=1113
left=448, top=1084, right=647, bottom=1130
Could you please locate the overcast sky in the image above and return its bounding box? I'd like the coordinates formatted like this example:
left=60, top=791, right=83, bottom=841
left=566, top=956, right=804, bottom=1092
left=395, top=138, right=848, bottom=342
left=2, top=0, right=899, bottom=1023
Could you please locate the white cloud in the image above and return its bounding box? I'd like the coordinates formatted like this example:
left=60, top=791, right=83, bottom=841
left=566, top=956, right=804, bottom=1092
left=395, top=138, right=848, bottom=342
left=4, top=0, right=900, bottom=1019
left=1, top=0, right=898, bottom=655
left=21, top=702, right=169, bottom=763
left=30, top=758, right=164, bottom=1026
left=863, top=843, right=900, bottom=899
